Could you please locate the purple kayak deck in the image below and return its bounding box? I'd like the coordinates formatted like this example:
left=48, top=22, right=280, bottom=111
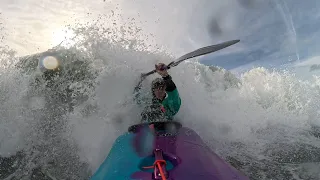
left=131, top=127, right=250, bottom=180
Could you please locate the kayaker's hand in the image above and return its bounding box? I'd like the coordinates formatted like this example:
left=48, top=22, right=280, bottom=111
left=155, top=63, right=169, bottom=77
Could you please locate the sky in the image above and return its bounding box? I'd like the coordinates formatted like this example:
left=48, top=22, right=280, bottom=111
left=1, top=0, right=320, bottom=76
left=198, top=0, right=320, bottom=74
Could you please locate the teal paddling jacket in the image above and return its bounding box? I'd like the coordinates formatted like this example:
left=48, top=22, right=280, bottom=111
left=155, top=75, right=181, bottom=118
left=136, top=75, right=181, bottom=123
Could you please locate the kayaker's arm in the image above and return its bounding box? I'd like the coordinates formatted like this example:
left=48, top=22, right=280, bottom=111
left=163, top=75, right=176, bottom=92
left=162, top=74, right=181, bottom=118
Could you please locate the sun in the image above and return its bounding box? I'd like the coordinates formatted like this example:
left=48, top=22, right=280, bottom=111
left=52, top=28, right=77, bottom=48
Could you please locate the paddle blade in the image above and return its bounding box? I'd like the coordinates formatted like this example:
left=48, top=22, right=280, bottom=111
left=139, top=39, right=240, bottom=78
left=173, top=39, right=240, bottom=66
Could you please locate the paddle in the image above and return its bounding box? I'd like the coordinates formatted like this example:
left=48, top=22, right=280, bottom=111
left=134, top=39, right=240, bottom=90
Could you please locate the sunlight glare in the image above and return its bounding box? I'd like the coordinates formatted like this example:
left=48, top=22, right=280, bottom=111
left=52, top=28, right=77, bottom=48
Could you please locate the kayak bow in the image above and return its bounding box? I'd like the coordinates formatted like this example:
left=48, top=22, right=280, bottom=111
left=90, top=122, right=249, bottom=180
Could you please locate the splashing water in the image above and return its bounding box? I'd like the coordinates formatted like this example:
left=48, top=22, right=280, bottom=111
left=0, top=20, right=320, bottom=180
